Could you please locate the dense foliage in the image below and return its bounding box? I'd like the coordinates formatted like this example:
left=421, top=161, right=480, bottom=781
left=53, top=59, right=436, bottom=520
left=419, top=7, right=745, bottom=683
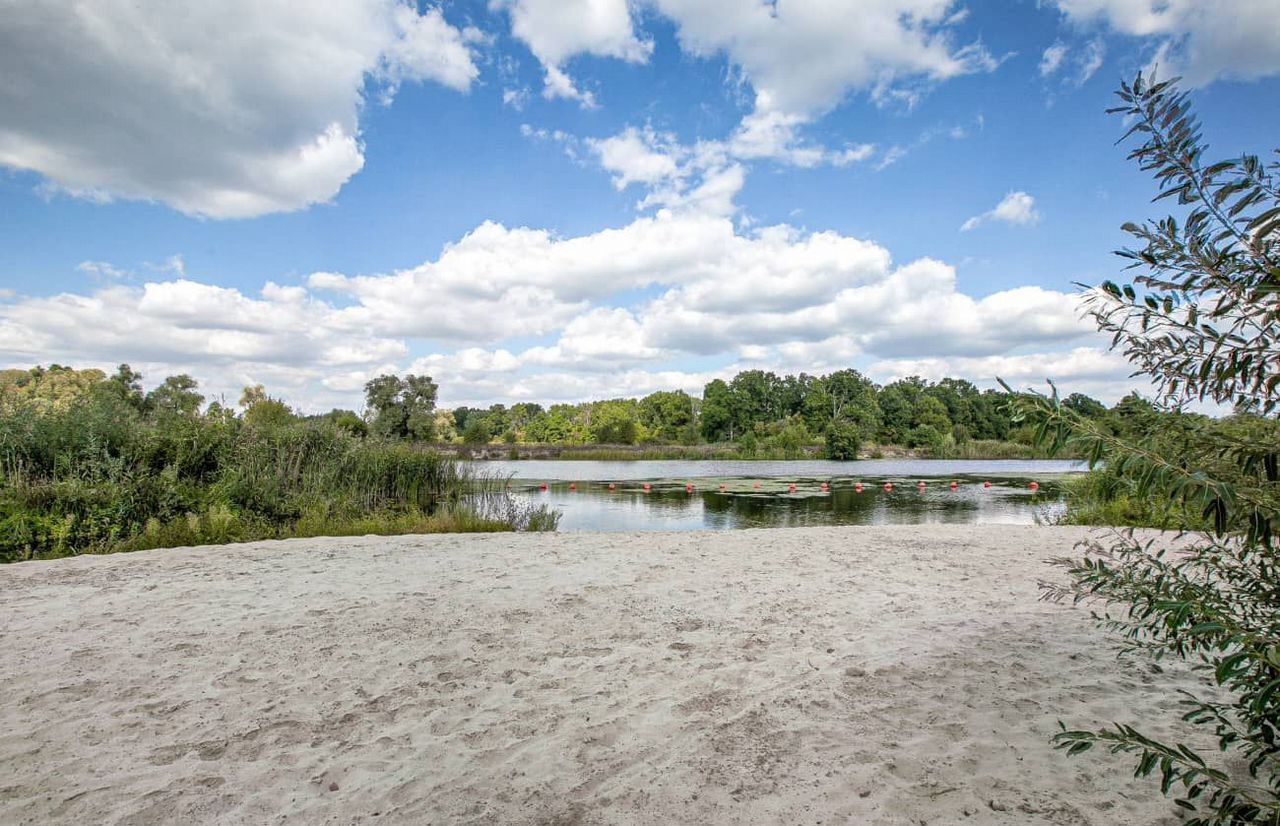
left=0, top=365, right=555, bottom=562
left=446, top=370, right=1122, bottom=457
left=1018, top=74, right=1280, bottom=823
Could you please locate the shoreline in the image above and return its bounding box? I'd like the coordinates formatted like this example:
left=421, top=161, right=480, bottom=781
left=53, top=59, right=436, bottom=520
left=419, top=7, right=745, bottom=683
left=1, top=525, right=1196, bottom=824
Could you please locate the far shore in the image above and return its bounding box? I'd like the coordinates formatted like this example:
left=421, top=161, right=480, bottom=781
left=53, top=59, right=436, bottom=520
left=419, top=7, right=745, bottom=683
left=432, top=441, right=1066, bottom=461
left=1, top=525, right=1195, bottom=825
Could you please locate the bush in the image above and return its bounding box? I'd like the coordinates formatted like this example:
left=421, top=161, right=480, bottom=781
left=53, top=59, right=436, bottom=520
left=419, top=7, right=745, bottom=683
left=824, top=420, right=860, bottom=460
left=1019, top=73, right=1280, bottom=824
left=905, top=424, right=944, bottom=451
left=0, top=386, right=556, bottom=562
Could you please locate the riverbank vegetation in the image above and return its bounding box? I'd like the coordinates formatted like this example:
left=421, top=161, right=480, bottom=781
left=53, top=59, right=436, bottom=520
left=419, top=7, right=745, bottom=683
left=440, top=372, right=1127, bottom=460
left=1020, top=74, right=1280, bottom=822
left=0, top=366, right=556, bottom=563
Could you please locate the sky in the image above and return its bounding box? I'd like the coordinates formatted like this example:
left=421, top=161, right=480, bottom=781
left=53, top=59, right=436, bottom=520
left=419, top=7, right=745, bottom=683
left=1, top=0, right=1278, bottom=413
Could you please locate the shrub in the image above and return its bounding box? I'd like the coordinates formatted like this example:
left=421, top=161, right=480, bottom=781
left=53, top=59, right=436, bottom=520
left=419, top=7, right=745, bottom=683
left=1017, top=73, right=1280, bottom=824
left=824, top=420, right=860, bottom=460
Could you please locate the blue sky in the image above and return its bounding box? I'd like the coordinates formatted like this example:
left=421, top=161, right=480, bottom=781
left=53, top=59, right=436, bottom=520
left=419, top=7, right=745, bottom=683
left=1, top=0, right=1277, bottom=411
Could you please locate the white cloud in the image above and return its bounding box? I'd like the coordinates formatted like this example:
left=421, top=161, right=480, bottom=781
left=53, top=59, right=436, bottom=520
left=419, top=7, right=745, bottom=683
left=868, top=347, right=1141, bottom=403
left=574, top=115, right=877, bottom=219
left=1053, top=0, right=1280, bottom=86
left=587, top=127, right=684, bottom=189
left=1076, top=38, right=1106, bottom=84
left=1040, top=42, right=1069, bottom=76
left=494, top=0, right=652, bottom=106
left=76, top=261, right=130, bottom=282
left=0, top=1, right=480, bottom=219
left=961, top=191, right=1041, bottom=231
left=653, top=0, right=996, bottom=117
left=0, top=205, right=1105, bottom=410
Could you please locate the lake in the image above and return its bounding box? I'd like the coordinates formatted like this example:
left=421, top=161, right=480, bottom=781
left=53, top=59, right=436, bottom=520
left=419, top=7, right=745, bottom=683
left=476, top=459, right=1085, bottom=532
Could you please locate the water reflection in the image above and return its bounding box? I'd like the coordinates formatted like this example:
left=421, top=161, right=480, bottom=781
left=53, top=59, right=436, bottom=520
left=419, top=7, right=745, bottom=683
left=512, top=477, right=1065, bottom=533
left=483, top=457, right=1084, bottom=481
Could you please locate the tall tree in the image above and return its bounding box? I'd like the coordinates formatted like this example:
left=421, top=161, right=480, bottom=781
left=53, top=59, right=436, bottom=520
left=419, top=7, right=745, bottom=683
left=146, top=374, right=203, bottom=417
left=700, top=379, right=735, bottom=442
left=364, top=373, right=438, bottom=440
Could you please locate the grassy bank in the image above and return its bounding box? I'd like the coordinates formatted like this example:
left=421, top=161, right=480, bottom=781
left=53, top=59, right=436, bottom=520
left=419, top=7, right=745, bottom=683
left=0, top=397, right=556, bottom=563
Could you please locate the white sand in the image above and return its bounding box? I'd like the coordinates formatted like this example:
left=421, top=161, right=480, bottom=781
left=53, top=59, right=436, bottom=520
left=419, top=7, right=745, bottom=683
left=0, top=525, right=1203, bottom=825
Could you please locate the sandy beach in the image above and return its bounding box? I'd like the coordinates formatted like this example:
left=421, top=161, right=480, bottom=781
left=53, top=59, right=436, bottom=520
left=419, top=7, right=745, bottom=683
left=0, top=525, right=1201, bottom=825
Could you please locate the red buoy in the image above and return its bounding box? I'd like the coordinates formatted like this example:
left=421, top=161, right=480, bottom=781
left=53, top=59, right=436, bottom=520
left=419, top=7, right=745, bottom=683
left=983, top=480, right=991, bottom=489
left=719, top=483, right=727, bottom=491
left=917, top=481, right=927, bottom=490
left=854, top=482, right=864, bottom=493
left=686, top=483, right=695, bottom=493
left=608, top=482, right=616, bottom=491
left=642, top=482, right=652, bottom=492
left=788, top=483, right=797, bottom=493
left=820, top=482, right=829, bottom=491
left=884, top=482, right=894, bottom=492
left=1029, top=481, right=1039, bottom=492
left=950, top=480, right=958, bottom=490
left=569, top=482, right=577, bottom=491
left=752, top=481, right=760, bottom=489
left=539, top=482, right=547, bottom=491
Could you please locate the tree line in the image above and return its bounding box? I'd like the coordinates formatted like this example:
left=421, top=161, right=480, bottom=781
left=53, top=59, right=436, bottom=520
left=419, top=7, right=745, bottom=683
left=442, top=370, right=1137, bottom=459
left=0, top=361, right=1157, bottom=463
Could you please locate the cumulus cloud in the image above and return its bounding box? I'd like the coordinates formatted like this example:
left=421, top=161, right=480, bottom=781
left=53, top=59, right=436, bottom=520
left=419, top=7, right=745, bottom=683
left=503, top=0, right=991, bottom=173
left=960, top=191, right=1041, bottom=231
left=493, top=0, right=652, bottom=106
left=572, top=114, right=878, bottom=220
left=0, top=205, right=1109, bottom=409
left=0, top=0, right=480, bottom=219
left=1053, top=0, right=1280, bottom=86
left=653, top=0, right=996, bottom=117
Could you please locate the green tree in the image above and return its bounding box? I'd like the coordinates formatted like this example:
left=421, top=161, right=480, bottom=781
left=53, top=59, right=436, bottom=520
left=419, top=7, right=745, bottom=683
left=461, top=416, right=492, bottom=444
left=729, top=370, right=783, bottom=433
left=824, top=420, right=860, bottom=460
left=700, top=379, right=735, bottom=442
left=105, top=363, right=145, bottom=410
left=877, top=377, right=926, bottom=443
left=1020, top=74, right=1280, bottom=823
left=926, top=378, right=979, bottom=433
left=1063, top=392, right=1107, bottom=419
left=239, top=384, right=294, bottom=428
left=146, top=374, right=204, bottom=417
left=640, top=390, right=695, bottom=442
left=328, top=409, right=367, bottom=437
left=805, top=369, right=880, bottom=439
left=589, top=399, right=640, bottom=445
left=913, top=395, right=952, bottom=434
left=364, top=374, right=438, bottom=440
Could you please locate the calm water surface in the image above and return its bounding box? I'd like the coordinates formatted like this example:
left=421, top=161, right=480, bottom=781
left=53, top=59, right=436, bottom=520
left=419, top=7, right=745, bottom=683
left=477, top=459, right=1083, bottom=532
